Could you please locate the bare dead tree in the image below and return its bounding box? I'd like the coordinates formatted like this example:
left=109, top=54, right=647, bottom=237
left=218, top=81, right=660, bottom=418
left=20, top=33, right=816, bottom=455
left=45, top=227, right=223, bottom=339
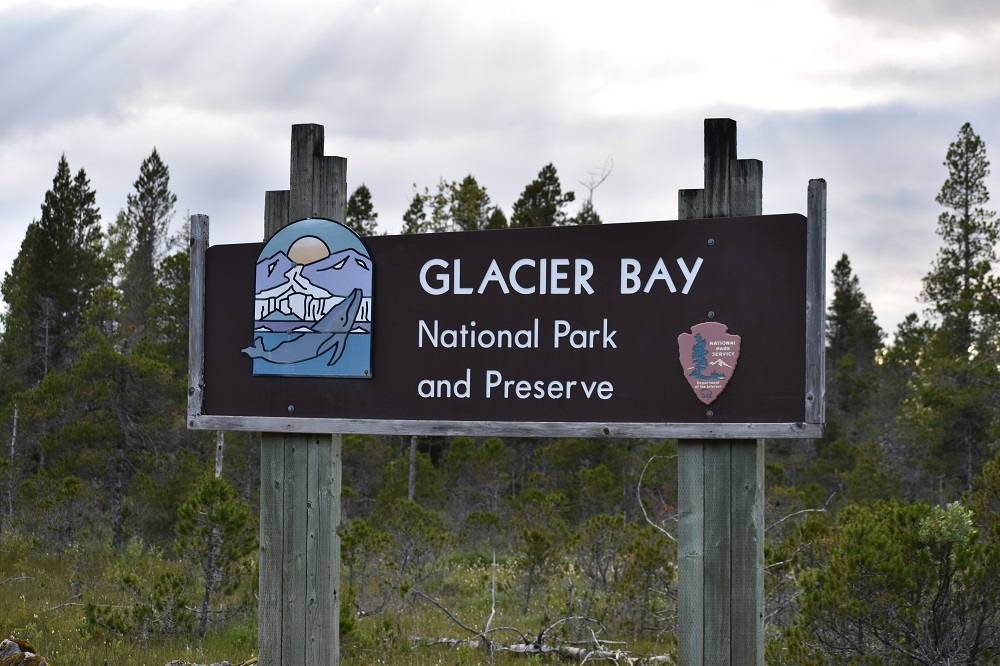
left=411, top=553, right=674, bottom=663
left=579, top=157, right=614, bottom=205
left=637, top=455, right=677, bottom=543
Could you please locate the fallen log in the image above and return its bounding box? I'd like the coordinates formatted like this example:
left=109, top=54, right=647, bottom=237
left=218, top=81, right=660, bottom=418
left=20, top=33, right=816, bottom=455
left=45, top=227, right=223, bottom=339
left=412, top=635, right=673, bottom=664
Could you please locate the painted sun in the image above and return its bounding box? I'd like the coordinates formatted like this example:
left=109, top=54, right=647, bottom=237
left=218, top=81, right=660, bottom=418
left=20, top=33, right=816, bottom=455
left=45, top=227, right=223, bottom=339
left=287, top=235, right=331, bottom=264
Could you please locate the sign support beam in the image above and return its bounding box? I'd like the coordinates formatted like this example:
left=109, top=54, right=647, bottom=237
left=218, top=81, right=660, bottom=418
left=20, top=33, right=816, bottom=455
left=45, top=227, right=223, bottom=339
left=258, top=124, right=344, bottom=666
left=677, top=119, right=764, bottom=666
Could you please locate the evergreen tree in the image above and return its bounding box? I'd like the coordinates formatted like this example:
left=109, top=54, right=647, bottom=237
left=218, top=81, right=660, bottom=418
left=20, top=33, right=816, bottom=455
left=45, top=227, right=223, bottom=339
left=774, top=500, right=1000, bottom=664
left=572, top=198, right=602, bottom=225
left=398, top=179, right=452, bottom=233
left=402, top=177, right=505, bottom=233
left=175, top=476, right=257, bottom=637
left=147, top=241, right=191, bottom=372
left=485, top=206, right=508, bottom=230
left=345, top=183, right=379, bottom=236
left=827, top=254, right=883, bottom=368
left=920, top=122, right=999, bottom=356
left=449, top=175, right=504, bottom=232
left=428, top=178, right=452, bottom=232
left=0, top=155, right=106, bottom=388
left=826, top=254, right=884, bottom=417
left=401, top=187, right=429, bottom=235
left=510, top=163, right=575, bottom=228
left=109, top=148, right=177, bottom=343
left=860, top=313, right=931, bottom=497
left=906, top=124, right=1000, bottom=495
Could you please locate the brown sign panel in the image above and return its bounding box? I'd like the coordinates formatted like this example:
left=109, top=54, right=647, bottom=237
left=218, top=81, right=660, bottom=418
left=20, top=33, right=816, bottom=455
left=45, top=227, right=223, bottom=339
left=192, top=214, right=820, bottom=438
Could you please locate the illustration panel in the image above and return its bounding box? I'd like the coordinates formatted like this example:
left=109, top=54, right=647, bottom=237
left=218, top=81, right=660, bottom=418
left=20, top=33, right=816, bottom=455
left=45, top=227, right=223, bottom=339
left=241, top=218, right=373, bottom=378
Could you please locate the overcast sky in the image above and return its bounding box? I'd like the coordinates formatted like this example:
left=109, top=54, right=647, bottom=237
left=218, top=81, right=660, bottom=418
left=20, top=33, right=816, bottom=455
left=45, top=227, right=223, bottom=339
left=2, top=0, right=999, bottom=339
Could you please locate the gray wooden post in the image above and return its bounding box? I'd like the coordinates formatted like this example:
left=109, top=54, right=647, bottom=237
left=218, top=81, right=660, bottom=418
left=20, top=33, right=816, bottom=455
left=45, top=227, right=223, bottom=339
left=259, top=124, right=345, bottom=666
left=677, top=119, right=765, bottom=666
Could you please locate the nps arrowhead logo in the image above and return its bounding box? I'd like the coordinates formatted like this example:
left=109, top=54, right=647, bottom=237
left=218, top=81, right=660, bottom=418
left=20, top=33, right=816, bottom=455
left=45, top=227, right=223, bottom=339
left=677, top=322, right=741, bottom=405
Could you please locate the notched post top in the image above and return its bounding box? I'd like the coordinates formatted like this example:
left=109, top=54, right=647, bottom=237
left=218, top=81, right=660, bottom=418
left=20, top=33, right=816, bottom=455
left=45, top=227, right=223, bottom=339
left=287, top=124, right=348, bottom=225
left=678, top=118, right=762, bottom=221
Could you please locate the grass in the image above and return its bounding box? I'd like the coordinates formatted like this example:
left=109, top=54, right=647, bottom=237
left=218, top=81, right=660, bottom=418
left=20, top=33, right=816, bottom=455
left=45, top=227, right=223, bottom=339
left=0, top=537, right=674, bottom=665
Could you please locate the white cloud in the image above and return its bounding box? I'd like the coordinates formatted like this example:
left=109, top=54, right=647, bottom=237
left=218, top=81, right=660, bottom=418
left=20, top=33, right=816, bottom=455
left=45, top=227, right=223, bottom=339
left=0, top=0, right=998, bottom=340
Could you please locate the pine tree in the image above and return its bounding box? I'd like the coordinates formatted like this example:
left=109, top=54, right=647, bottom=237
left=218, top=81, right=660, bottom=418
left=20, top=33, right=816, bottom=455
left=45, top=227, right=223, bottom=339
left=449, top=175, right=503, bottom=232
left=905, top=124, right=1000, bottom=496
left=827, top=254, right=883, bottom=368
left=510, top=164, right=575, bottom=228
left=826, top=254, right=883, bottom=417
left=402, top=177, right=506, bottom=233
left=485, top=206, right=508, bottom=230
left=572, top=198, right=602, bottom=225
left=110, top=148, right=177, bottom=343
left=345, top=183, right=379, bottom=236
left=775, top=500, right=1000, bottom=664
left=175, top=476, right=256, bottom=636
left=401, top=187, right=429, bottom=235
left=147, top=241, right=191, bottom=372
left=0, top=155, right=106, bottom=388
left=920, top=122, right=999, bottom=356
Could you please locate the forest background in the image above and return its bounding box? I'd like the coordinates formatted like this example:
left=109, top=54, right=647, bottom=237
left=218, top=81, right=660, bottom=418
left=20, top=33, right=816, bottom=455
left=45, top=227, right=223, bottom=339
left=0, top=123, right=999, bottom=664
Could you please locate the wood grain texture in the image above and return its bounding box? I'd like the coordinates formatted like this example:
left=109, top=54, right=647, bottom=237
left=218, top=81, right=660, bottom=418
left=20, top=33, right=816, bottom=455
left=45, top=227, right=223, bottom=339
left=281, top=437, right=308, bottom=666
left=704, top=118, right=737, bottom=218
left=806, top=179, right=827, bottom=426
left=260, top=180, right=291, bottom=666
left=259, top=124, right=344, bottom=666
left=265, top=190, right=290, bottom=239
left=258, top=436, right=284, bottom=665
left=190, top=415, right=822, bottom=439
left=187, top=214, right=208, bottom=425
left=703, top=441, right=732, bottom=663
left=730, top=160, right=763, bottom=217
left=730, top=440, right=764, bottom=663
left=306, top=436, right=340, bottom=664
left=677, top=440, right=705, bottom=666
left=678, top=118, right=764, bottom=666
left=678, top=189, right=705, bottom=220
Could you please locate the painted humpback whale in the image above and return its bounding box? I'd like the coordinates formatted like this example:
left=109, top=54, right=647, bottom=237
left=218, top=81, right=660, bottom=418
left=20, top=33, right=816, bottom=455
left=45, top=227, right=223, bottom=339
left=242, top=288, right=364, bottom=365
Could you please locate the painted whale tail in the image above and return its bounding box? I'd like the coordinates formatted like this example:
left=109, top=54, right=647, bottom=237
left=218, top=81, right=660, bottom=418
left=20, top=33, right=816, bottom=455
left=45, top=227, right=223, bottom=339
left=242, top=337, right=266, bottom=358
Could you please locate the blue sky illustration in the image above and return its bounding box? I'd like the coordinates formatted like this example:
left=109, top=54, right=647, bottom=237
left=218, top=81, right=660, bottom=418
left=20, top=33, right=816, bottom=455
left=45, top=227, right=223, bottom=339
left=260, top=218, right=369, bottom=262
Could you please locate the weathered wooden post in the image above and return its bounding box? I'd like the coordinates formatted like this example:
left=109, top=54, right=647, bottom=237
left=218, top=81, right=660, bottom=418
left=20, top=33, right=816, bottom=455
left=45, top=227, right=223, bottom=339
left=258, top=124, right=345, bottom=666
left=676, top=118, right=826, bottom=665
left=676, top=118, right=764, bottom=665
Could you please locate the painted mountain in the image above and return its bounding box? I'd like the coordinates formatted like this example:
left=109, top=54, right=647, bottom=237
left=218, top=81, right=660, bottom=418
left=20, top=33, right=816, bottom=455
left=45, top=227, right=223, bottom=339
left=254, top=249, right=372, bottom=331
left=243, top=217, right=374, bottom=379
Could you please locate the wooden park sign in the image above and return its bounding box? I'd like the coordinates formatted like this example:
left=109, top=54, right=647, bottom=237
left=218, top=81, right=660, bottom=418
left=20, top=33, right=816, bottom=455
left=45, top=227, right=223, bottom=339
left=189, top=212, right=823, bottom=440
left=188, top=120, right=825, bottom=666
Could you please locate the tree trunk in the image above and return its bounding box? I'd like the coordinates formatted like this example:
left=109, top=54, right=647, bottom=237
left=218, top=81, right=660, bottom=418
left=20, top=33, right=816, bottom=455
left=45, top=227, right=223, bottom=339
left=408, top=435, right=417, bottom=501
left=200, top=525, right=220, bottom=637
left=215, top=431, right=224, bottom=478
left=112, top=442, right=125, bottom=551
left=7, top=404, right=17, bottom=527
